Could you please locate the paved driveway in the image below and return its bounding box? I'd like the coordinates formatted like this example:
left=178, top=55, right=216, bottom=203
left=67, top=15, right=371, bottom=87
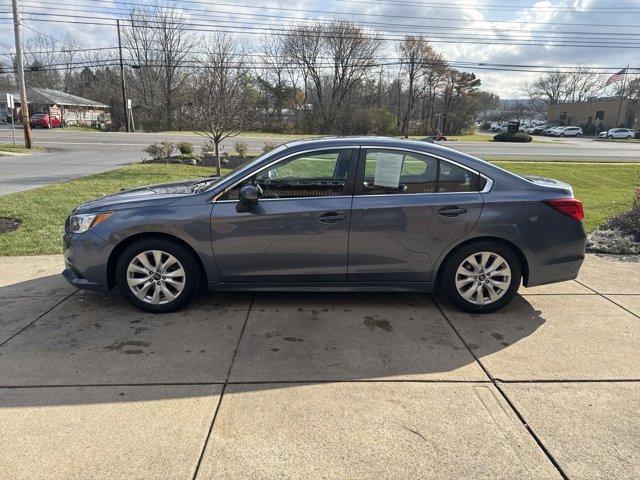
left=0, top=254, right=638, bottom=479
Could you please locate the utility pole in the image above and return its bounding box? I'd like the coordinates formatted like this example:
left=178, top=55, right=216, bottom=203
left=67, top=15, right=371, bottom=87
left=116, top=19, right=130, bottom=132
left=11, top=0, right=32, bottom=149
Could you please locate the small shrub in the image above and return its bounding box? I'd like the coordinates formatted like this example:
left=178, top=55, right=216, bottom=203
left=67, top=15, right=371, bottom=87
left=143, top=141, right=174, bottom=159
left=234, top=140, right=248, bottom=158
left=201, top=140, right=215, bottom=153
left=493, top=132, right=532, bottom=143
left=586, top=229, right=640, bottom=255
left=177, top=141, right=193, bottom=155
left=601, top=208, right=640, bottom=242
left=263, top=141, right=277, bottom=154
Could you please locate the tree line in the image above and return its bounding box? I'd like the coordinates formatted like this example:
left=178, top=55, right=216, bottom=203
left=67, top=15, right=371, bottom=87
left=2, top=3, right=495, bottom=142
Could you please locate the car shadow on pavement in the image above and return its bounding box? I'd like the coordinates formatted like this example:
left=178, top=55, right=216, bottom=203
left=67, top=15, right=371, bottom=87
left=0, top=274, right=546, bottom=407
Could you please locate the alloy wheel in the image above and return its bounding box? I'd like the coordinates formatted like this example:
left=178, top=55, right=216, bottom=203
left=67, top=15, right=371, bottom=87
left=126, top=250, right=186, bottom=305
left=455, top=251, right=512, bottom=306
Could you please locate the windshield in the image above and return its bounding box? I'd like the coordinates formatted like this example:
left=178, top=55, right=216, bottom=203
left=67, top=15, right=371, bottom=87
left=204, top=143, right=288, bottom=191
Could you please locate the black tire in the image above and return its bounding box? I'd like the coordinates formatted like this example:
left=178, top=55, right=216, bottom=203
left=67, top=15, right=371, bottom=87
left=560, top=133, right=565, bottom=137
left=576, top=133, right=582, bottom=137
left=115, top=238, right=200, bottom=313
left=608, top=135, right=613, bottom=139
left=440, top=241, right=522, bottom=314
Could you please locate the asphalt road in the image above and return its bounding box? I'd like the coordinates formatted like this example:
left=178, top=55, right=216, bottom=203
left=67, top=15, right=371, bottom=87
left=1, top=127, right=640, bottom=195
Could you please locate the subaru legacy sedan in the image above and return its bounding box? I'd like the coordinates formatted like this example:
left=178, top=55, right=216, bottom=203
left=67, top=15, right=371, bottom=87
left=63, top=137, right=586, bottom=314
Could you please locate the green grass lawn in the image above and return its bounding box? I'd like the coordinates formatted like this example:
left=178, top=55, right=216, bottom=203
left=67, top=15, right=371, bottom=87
left=0, top=143, right=44, bottom=154
left=493, top=161, right=639, bottom=232
left=0, top=161, right=638, bottom=256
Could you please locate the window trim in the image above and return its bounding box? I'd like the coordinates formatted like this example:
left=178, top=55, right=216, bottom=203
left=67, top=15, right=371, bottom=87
left=355, top=146, right=493, bottom=196
left=213, top=147, right=358, bottom=202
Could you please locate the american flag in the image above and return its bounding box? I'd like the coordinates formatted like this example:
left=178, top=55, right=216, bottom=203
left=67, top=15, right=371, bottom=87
left=605, top=68, right=627, bottom=86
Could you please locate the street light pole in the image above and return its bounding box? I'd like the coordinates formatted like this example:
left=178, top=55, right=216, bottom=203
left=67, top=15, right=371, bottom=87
left=117, top=19, right=130, bottom=132
left=11, top=0, right=32, bottom=149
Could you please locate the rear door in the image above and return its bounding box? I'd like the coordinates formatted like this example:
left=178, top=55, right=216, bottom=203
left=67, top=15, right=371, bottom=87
left=211, top=148, right=357, bottom=283
left=348, top=147, right=484, bottom=282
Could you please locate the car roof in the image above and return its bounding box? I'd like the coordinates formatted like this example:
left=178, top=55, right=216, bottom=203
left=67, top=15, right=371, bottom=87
left=280, top=135, right=513, bottom=177
left=283, top=136, right=465, bottom=158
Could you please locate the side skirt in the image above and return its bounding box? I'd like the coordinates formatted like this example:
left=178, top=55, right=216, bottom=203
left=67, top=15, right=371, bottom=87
left=207, top=281, right=435, bottom=293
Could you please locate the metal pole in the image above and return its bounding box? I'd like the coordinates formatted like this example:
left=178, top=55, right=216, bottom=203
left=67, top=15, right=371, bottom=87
left=11, top=106, right=16, bottom=146
left=117, top=19, right=130, bottom=132
left=11, top=0, right=32, bottom=149
left=614, top=65, right=629, bottom=128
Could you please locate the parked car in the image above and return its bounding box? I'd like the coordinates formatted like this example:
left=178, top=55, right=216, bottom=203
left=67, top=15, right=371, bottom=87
left=553, top=126, right=582, bottom=137
left=598, top=128, right=634, bottom=139
left=531, top=124, right=548, bottom=135
left=543, top=126, right=563, bottom=136
left=30, top=113, right=61, bottom=128
left=62, top=137, right=586, bottom=314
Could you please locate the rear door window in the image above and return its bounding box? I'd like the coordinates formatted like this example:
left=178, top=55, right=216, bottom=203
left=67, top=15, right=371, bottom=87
left=358, top=149, right=483, bottom=195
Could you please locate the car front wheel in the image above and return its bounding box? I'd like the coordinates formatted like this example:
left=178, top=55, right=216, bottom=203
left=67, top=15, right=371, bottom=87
left=441, top=241, right=522, bottom=313
left=116, top=238, right=200, bottom=313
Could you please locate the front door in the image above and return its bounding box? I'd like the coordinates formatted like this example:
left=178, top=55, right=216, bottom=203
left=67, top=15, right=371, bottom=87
left=211, top=148, right=357, bottom=283
left=348, top=148, right=484, bottom=282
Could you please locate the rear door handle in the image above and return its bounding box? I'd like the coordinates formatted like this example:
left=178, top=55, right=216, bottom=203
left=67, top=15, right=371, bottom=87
left=437, top=206, right=467, bottom=217
left=317, top=211, right=347, bottom=223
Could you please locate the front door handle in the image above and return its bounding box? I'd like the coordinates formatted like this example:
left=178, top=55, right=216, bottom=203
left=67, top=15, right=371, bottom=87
left=437, top=206, right=468, bottom=217
left=317, top=211, right=347, bottom=223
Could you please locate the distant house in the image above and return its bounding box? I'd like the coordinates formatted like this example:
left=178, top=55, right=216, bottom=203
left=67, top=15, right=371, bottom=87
left=547, top=97, right=638, bottom=132
left=1, top=87, right=110, bottom=127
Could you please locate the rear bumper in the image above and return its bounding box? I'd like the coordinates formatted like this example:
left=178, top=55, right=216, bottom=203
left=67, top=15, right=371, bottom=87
left=524, top=228, right=586, bottom=288
left=525, top=257, right=584, bottom=287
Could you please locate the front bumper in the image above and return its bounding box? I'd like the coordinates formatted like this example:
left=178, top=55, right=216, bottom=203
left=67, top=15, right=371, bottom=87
left=62, top=230, right=113, bottom=292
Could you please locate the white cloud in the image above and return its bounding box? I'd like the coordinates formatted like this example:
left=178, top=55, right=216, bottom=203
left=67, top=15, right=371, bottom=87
left=1, top=0, right=636, bottom=98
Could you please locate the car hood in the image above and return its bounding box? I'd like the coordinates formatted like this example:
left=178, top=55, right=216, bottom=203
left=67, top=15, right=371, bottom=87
left=74, top=177, right=214, bottom=212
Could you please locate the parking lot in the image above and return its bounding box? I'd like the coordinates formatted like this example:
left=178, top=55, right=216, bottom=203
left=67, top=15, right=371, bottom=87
left=1, top=253, right=638, bottom=479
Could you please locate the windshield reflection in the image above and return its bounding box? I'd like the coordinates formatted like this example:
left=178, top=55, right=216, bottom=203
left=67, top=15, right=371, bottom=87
left=205, top=144, right=288, bottom=191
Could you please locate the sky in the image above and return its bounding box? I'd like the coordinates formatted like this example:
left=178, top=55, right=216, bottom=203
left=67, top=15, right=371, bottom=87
left=1, top=0, right=639, bottom=98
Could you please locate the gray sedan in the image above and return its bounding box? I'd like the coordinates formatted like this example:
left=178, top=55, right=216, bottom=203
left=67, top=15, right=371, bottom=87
left=63, top=137, right=586, bottom=313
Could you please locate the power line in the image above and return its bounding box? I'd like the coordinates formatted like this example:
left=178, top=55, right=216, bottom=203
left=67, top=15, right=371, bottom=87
left=16, top=0, right=640, bottom=28
left=16, top=2, right=640, bottom=40
left=8, top=13, right=640, bottom=48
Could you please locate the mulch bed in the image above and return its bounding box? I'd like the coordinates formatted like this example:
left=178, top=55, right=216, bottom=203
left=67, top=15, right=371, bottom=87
left=0, top=217, right=21, bottom=234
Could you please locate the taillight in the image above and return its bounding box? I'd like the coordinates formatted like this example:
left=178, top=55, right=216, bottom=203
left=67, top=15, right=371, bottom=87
left=544, top=198, right=584, bottom=222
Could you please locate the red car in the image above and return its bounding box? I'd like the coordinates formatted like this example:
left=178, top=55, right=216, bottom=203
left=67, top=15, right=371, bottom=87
left=30, top=113, right=62, bottom=128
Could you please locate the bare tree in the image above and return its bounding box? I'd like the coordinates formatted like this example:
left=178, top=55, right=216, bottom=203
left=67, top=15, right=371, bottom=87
left=565, top=66, right=603, bottom=102
left=284, top=21, right=383, bottom=133
left=259, top=34, right=288, bottom=129
left=397, top=35, right=444, bottom=137
left=123, top=2, right=196, bottom=130
left=188, top=34, right=253, bottom=175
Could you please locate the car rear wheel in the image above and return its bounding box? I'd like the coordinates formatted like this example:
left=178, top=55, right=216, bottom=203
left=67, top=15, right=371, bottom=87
left=576, top=133, right=582, bottom=137
left=441, top=241, right=522, bottom=313
left=608, top=135, right=613, bottom=139
left=116, top=238, right=200, bottom=313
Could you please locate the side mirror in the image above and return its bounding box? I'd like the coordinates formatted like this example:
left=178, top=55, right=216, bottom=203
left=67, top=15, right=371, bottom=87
left=236, top=185, right=259, bottom=212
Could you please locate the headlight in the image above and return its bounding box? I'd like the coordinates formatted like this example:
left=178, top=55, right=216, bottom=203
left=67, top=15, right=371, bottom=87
left=68, top=212, right=113, bottom=233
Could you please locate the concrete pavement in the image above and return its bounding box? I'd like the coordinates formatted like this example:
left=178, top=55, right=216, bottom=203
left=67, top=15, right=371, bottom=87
left=0, top=253, right=638, bottom=479
left=2, top=127, right=640, bottom=195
